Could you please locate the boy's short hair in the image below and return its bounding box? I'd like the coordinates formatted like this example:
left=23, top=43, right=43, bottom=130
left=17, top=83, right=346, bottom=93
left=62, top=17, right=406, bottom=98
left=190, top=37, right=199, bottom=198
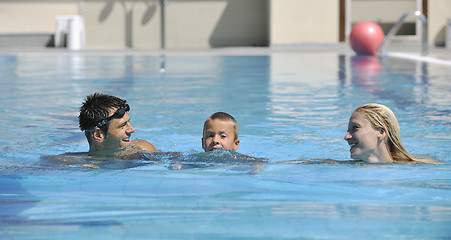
left=203, top=112, right=239, bottom=140
left=79, top=93, right=127, bottom=132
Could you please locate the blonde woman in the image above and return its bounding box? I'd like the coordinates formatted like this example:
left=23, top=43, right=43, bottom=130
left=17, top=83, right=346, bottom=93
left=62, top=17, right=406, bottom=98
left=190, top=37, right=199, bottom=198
left=344, top=103, right=439, bottom=164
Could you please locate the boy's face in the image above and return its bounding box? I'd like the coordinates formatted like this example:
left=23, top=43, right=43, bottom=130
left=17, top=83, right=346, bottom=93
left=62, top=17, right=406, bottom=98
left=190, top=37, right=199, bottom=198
left=202, top=119, right=239, bottom=152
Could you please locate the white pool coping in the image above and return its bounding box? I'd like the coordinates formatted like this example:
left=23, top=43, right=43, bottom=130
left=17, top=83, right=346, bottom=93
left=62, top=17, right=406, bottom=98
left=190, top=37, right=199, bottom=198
left=0, top=44, right=450, bottom=66
left=386, top=52, right=451, bottom=66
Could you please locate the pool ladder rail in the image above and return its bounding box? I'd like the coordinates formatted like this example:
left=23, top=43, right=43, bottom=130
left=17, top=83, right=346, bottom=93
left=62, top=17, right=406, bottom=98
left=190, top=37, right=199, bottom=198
left=377, top=10, right=428, bottom=56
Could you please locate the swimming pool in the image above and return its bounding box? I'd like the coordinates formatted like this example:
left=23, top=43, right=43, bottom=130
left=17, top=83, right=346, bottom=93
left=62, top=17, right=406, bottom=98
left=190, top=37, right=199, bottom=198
left=0, top=50, right=450, bottom=239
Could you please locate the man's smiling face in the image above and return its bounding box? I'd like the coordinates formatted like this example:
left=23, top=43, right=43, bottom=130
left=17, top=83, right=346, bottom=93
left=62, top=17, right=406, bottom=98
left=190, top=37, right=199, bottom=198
left=101, top=110, right=135, bottom=150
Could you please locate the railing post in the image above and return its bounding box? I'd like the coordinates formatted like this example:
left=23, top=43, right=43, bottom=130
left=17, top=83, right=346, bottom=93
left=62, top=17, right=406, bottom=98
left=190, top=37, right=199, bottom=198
left=377, top=11, right=428, bottom=56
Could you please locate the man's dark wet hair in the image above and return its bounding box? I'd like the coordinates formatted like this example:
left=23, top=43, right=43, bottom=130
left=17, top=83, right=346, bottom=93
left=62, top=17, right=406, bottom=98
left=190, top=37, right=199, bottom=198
left=78, top=93, right=127, bottom=132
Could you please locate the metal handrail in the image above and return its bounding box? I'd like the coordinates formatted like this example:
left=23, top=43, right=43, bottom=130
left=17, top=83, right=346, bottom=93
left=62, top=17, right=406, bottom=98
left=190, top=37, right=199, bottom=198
left=377, top=10, right=428, bottom=56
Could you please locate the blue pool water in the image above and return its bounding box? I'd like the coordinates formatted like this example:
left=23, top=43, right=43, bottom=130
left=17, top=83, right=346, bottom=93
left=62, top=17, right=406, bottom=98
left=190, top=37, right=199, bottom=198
left=0, top=51, right=450, bottom=239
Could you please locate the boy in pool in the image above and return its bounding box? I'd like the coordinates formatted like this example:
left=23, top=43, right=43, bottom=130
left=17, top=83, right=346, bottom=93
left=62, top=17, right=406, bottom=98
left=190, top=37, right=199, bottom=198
left=170, top=112, right=265, bottom=173
left=78, top=92, right=157, bottom=157
left=202, top=112, right=240, bottom=152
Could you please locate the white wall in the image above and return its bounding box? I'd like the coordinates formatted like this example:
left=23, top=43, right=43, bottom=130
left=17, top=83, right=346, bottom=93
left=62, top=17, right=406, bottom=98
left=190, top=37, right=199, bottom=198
left=428, top=0, right=451, bottom=46
left=166, top=0, right=268, bottom=49
left=269, top=0, right=339, bottom=46
left=0, top=0, right=78, bottom=33
left=83, top=1, right=161, bottom=49
left=351, top=0, right=417, bottom=23
left=83, top=0, right=268, bottom=49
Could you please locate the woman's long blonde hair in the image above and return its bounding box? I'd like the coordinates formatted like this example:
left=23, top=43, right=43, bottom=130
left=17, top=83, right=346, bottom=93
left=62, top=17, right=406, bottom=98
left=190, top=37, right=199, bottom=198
left=354, top=103, right=419, bottom=162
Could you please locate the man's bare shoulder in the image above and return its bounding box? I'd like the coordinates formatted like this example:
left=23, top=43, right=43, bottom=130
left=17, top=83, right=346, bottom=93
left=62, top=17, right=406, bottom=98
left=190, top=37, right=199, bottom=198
left=132, top=139, right=157, bottom=152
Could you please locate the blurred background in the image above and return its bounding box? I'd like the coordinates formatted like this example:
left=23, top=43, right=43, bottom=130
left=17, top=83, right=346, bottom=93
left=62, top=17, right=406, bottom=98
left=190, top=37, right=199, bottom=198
left=0, top=0, right=449, bottom=50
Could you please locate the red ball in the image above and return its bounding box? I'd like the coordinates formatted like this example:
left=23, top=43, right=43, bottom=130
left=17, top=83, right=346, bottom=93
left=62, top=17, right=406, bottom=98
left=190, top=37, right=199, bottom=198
left=350, top=21, right=385, bottom=55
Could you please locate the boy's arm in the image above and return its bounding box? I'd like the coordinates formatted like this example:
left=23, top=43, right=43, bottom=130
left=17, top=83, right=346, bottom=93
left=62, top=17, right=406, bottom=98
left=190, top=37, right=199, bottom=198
left=133, top=139, right=157, bottom=152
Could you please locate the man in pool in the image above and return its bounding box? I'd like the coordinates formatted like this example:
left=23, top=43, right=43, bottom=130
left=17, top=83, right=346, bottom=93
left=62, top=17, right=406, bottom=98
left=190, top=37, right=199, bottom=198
left=202, top=112, right=240, bottom=152
left=79, top=92, right=157, bottom=157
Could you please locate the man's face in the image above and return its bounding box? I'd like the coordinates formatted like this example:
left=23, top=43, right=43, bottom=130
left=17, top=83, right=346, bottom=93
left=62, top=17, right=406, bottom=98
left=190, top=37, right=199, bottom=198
left=101, top=111, right=135, bottom=150
left=202, top=119, right=239, bottom=152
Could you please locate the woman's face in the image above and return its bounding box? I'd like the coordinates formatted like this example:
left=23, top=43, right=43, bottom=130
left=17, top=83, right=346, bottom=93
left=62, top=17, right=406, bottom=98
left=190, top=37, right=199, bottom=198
left=344, top=112, right=385, bottom=162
